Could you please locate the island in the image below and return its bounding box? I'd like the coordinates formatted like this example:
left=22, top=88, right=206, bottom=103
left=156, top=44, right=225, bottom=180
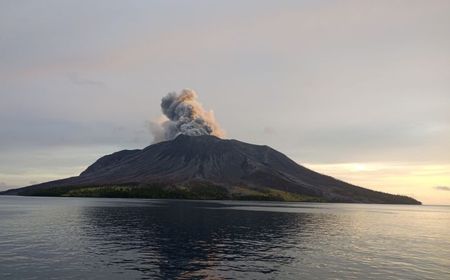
left=0, top=135, right=421, bottom=204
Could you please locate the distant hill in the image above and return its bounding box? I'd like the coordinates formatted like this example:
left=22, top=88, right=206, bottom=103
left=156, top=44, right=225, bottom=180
left=0, top=135, right=421, bottom=204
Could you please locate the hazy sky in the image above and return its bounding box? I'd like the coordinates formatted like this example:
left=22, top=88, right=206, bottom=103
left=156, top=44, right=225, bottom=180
left=1, top=0, right=449, bottom=204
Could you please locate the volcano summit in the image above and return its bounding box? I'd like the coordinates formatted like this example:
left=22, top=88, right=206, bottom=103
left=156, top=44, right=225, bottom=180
left=0, top=90, right=420, bottom=204
left=1, top=134, right=420, bottom=204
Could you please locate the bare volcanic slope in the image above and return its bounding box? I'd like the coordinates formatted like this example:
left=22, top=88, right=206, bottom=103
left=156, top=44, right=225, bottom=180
left=1, top=135, right=420, bottom=204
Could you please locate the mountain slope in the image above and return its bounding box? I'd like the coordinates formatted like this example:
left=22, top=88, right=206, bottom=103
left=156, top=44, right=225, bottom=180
left=0, top=135, right=420, bottom=204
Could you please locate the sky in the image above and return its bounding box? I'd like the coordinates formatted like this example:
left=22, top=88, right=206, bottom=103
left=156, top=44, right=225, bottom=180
left=1, top=0, right=449, bottom=204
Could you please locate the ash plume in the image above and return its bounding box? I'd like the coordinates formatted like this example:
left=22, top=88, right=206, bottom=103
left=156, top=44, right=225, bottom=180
left=151, top=89, right=225, bottom=142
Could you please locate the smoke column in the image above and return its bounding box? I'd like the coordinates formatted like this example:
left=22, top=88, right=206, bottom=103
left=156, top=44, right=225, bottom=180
left=151, top=89, right=225, bottom=142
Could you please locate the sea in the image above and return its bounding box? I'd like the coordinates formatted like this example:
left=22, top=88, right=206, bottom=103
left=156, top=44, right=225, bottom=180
left=0, top=196, right=449, bottom=280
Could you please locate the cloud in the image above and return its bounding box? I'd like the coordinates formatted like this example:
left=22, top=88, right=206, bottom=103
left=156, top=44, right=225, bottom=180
left=67, top=72, right=105, bottom=87
left=263, top=126, right=276, bottom=135
left=0, top=181, right=13, bottom=191
left=0, top=118, right=151, bottom=151
left=434, top=186, right=450, bottom=191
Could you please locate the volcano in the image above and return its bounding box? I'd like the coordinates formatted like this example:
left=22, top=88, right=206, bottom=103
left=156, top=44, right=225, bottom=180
left=1, top=135, right=420, bottom=204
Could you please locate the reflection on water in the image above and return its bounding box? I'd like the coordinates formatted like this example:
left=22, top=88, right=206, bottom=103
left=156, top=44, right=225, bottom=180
left=0, top=197, right=449, bottom=279
left=81, top=200, right=328, bottom=279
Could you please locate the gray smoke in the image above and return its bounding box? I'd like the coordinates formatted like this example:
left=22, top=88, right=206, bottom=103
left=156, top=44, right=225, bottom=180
left=151, top=89, right=225, bottom=142
left=435, top=186, right=450, bottom=191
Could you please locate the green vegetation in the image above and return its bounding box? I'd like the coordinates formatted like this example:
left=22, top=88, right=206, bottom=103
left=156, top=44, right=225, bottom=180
left=230, top=186, right=326, bottom=202
left=22, top=183, right=324, bottom=202
left=18, top=182, right=418, bottom=203
left=26, top=183, right=229, bottom=200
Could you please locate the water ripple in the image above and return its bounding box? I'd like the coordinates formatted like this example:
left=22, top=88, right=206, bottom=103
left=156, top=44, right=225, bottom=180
left=0, top=197, right=449, bottom=279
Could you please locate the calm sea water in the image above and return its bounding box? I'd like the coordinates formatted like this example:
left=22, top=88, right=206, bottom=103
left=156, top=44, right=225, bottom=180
left=0, top=196, right=449, bottom=280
